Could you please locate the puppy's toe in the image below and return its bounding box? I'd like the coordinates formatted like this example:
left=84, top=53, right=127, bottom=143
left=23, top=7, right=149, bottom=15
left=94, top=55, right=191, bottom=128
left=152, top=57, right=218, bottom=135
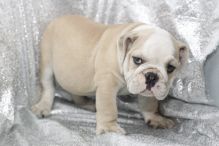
left=96, top=123, right=126, bottom=135
left=147, top=115, right=175, bottom=129
left=31, top=102, right=51, bottom=118
left=110, top=124, right=126, bottom=134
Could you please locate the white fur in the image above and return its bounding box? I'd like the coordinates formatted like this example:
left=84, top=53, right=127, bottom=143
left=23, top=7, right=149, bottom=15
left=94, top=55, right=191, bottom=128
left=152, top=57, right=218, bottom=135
left=123, top=28, right=180, bottom=100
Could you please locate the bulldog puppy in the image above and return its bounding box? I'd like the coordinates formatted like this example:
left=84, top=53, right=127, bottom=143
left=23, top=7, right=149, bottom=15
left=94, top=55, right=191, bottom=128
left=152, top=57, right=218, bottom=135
left=32, top=15, right=188, bottom=134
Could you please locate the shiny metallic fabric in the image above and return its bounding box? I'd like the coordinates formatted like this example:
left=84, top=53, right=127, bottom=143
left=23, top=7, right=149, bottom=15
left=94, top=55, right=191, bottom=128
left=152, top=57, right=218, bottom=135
left=0, top=0, right=219, bottom=145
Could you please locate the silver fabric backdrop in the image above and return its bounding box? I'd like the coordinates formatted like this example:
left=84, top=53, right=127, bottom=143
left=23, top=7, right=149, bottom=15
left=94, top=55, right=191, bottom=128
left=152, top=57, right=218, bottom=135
left=0, top=0, right=219, bottom=145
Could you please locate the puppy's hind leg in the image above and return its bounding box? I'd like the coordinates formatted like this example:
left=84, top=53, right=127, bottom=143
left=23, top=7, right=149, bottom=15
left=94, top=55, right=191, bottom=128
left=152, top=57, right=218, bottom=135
left=72, top=95, right=96, bottom=112
left=32, top=32, right=55, bottom=118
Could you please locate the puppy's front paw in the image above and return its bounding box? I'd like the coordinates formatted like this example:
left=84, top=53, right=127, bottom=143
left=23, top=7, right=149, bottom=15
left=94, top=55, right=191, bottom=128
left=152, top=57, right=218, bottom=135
left=31, top=101, right=52, bottom=118
left=145, top=115, right=174, bottom=129
left=96, top=123, right=126, bottom=135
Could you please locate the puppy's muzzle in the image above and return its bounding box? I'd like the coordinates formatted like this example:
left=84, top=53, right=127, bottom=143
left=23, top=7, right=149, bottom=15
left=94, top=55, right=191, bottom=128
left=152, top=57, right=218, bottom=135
left=145, top=72, right=159, bottom=90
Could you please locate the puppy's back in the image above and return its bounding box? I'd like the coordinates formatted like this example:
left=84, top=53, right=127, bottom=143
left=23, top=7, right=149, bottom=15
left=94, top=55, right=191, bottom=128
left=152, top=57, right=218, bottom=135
left=40, top=15, right=108, bottom=96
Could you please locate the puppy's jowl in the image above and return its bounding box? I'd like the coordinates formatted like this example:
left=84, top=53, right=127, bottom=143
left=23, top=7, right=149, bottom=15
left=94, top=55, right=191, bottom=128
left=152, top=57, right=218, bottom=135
left=32, top=15, right=189, bottom=134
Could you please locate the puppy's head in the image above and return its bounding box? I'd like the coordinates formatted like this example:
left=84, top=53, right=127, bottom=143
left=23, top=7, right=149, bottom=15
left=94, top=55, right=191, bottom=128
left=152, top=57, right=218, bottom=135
left=118, top=25, right=189, bottom=100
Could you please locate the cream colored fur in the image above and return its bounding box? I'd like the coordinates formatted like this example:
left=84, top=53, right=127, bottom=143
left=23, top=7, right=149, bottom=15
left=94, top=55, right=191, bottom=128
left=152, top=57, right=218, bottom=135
left=32, top=15, right=188, bottom=134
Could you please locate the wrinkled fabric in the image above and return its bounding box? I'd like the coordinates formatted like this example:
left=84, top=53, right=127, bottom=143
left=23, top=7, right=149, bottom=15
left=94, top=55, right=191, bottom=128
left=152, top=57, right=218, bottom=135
left=0, top=0, right=219, bottom=145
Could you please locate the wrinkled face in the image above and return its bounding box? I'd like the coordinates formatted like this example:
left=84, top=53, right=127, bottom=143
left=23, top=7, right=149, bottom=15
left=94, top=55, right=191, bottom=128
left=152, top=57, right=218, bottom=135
left=119, top=26, right=188, bottom=100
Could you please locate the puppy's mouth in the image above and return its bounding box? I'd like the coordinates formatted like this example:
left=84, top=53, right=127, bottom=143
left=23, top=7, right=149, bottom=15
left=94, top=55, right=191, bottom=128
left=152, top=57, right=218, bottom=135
left=140, top=84, right=160, bottom=96
left=140, top=86, right=152, bottom=93
left=140, top=89, right=146, bottom=93
left=145, top=72, right=159, bottom=91
left=146, top=84, right=154, bottom=91
left=140, top=88, right=153, bottom=95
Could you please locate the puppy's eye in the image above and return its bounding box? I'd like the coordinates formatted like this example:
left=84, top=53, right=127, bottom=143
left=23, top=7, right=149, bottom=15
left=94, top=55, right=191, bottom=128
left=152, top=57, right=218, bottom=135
left=167, top=64, right=175, bottom=74
left=133, top=57, right=143, bottom=65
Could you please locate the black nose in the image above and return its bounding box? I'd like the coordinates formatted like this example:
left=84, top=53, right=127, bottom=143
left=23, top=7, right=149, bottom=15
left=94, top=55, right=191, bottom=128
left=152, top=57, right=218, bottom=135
left=145, top=72, right=159, bottom=89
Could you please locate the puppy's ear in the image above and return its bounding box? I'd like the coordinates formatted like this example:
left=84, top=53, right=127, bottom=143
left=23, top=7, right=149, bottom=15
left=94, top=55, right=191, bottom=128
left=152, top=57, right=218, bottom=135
left=117, top=31, right=138, bottom=65
left=117, top=24, right=153, bottom=66
left=176, top=41, right=189, bottom=66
